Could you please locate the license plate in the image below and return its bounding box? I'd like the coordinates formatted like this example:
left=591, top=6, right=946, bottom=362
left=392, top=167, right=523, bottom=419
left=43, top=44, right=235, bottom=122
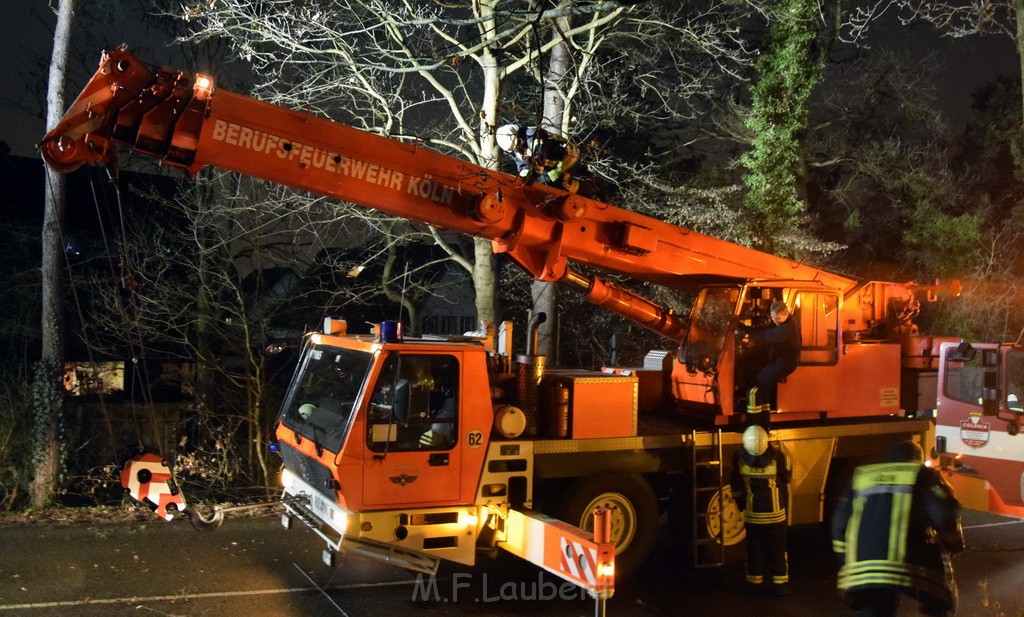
left=310, top=493, right=331, bottom=518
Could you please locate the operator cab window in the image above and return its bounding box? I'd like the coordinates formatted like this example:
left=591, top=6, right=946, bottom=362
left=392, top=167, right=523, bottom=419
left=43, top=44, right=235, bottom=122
left=367, top=353, right=459, bottom=452
left=793, top=291, right=839, bottom=366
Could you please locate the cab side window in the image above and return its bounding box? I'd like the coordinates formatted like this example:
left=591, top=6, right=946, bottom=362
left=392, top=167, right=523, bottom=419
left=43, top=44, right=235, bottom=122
left=795, top=291, right=839, bottom=366
left=367, top=353, right=459, bottom=452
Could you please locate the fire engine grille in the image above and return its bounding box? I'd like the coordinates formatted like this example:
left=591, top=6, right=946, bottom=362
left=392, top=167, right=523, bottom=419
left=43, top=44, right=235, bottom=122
left=277, top=441, right=335, bottom=501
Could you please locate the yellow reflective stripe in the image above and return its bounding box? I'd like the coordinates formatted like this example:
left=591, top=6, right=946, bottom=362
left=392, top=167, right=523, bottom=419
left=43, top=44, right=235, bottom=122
left=838, top=572, right=916, bottom=589
left=837, top=560, right=949, bottom=595
left=889, top=492, right=912, bottom=562
left=742, top=475, right=753, bottom=512
left=852, top=463, right=920, bottom=491
left=771, top=475, right=780, bottom=513
left=743, top=511, right=787, bottom=524
left=740, top=461, right=777, bottom=477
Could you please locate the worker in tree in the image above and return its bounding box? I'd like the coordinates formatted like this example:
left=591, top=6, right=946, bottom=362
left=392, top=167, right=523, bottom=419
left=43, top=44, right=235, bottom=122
left=737, top=300, right=801, bottom=424
left=832, top=440, right=964, bottom=617
left=730, top=424, right=791, bottom=597
left=496, top=123, right=580, bottom=191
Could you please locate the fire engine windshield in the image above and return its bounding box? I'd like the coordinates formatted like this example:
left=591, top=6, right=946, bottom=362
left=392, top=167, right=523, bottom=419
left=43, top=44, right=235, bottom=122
left=1006, top=349, right=1024, bottom=413
left=279, top=345, right=373, bottom=453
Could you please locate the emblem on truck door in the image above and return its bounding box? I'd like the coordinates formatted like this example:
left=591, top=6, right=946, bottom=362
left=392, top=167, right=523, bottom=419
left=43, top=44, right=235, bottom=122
left=960, top=412, right=991, bottom=449
left=390, top=473, right=419, bottom=486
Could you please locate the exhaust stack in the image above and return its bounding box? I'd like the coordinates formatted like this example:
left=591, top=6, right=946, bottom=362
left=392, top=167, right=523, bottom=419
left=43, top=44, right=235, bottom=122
left=516, top=312, right=548, bottom=436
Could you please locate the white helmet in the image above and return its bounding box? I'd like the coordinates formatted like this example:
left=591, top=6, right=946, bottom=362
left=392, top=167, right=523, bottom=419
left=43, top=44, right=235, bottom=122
left=496, top=123, right=520, bottom=152
left=742, top=425, right=768, bottom=456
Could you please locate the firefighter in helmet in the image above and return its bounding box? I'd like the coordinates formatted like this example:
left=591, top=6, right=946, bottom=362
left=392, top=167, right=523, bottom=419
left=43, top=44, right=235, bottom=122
left=832, top=440, right=964, bottom=617
left=730, top=424, right=792, bottom=596
left=495, top=123, right=578, bottom=190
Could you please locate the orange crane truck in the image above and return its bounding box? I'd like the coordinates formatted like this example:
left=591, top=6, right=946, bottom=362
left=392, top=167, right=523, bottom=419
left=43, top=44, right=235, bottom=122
left=42, top=46, right=953, bottom=590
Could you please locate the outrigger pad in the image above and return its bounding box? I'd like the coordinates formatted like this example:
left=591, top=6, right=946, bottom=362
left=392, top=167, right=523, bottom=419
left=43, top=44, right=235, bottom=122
left=119, top=452, right=186, bottom=521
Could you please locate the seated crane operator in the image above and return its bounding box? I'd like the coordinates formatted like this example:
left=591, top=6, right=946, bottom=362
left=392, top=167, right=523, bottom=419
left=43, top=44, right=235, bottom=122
left=737, top=300, right=801, bottom=426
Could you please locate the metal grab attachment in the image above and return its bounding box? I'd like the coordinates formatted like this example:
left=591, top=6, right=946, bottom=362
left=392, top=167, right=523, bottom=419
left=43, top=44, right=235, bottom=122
left=183, top=500, right=288, bottom=532
left=183, top=505, right=224, bottom=531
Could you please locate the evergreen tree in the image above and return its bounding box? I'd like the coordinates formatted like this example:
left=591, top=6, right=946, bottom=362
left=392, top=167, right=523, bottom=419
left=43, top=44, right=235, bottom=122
left=741, top=0, right=824, bottom=253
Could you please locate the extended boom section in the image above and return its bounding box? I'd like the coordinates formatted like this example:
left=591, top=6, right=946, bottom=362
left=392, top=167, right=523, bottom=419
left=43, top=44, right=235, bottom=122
left=45, top=47, right=858, bottom=292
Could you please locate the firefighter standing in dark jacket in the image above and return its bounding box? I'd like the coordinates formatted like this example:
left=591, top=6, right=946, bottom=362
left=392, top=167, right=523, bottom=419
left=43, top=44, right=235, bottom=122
left=832, top=441, right=964, bottom=617
left=730, top=424, right=791, bottom=596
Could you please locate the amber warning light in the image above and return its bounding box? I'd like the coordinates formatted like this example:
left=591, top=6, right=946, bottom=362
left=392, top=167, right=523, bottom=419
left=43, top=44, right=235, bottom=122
left=194, top=74, right=214, bottom=95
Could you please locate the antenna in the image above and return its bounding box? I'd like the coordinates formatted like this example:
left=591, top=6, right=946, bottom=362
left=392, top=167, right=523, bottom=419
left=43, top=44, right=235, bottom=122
left=397, top=259, right=410, bottom=325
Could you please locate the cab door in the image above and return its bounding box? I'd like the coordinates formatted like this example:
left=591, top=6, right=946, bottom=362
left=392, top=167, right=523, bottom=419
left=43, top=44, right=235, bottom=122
left=361, top=351, right=463, bottom=507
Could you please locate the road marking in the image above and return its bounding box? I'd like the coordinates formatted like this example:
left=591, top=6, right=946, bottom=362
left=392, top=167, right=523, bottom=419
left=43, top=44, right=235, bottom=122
left=964, top=519, right=1024, bottom=530
left=295, top=562, right=348, bottom=616
left=0, top=579, right=418, bottom=612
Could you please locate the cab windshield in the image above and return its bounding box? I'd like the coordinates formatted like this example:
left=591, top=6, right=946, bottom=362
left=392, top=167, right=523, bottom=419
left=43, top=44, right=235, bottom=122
left=680, top=286, right=740, bottom=373
left=279, top=344, right=373, bottom=453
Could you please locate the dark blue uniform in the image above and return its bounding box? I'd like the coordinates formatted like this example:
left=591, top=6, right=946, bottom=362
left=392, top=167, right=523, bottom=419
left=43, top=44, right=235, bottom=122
left=730, top=443, right=791, bottom=594
left=832, top=457, right=964, bottom=617
left=740, top=315, right=800, bottom=412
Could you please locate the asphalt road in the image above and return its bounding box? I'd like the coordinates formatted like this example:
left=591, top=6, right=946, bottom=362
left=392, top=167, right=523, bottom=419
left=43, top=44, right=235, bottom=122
left=0, top=508, right=1021, bottom=616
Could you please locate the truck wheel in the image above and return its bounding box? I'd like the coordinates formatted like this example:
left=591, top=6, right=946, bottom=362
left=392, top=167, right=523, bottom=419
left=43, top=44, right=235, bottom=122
left=666, top=479, right=745, bottom=568
left=556, top=474, right=658, bottom=582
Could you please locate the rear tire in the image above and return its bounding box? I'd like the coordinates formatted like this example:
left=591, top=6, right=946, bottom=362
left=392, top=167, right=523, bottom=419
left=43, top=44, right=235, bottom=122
left=556, top=473, right=659, bottom=582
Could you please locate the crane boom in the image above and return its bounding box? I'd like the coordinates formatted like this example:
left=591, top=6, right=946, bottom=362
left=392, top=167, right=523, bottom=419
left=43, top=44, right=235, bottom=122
left=42, top=46, right=860, bottom=320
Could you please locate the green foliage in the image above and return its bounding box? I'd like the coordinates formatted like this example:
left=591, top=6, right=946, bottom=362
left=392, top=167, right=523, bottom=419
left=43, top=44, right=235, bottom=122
left=30, top=359, right=67, bottom=507
left=970, top=77, right=1024, bottom=179
left=741, top=0, right=824, bottom=252
left=0, top=367, right=33, bottom=511
left=902, top=205, right=981, bottom=278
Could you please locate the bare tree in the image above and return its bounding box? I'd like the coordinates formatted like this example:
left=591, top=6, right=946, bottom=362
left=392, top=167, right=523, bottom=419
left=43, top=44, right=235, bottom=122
left=530, top=13, right=572, bottom=358
left=171, top=0, right=756, bottom=334
left=842, top=1, right=1024, bottom=158
left=75, top=172, right=330, bottom=489
left=31, top=0, right=75, bottom=509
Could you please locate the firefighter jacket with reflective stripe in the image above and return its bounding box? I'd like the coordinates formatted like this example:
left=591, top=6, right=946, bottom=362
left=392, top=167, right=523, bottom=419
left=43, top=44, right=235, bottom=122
left=831, top=461, right=964, bottom=608
left=730, top=445, right=791, bottom=525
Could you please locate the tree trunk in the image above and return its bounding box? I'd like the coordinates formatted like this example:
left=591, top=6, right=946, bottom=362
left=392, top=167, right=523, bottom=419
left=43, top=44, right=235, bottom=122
left=531, top=15, right=572, bottom=359
left=1016, top=0, right=1024, bottom=161
left=472, top=238, right=497, bottom=325
left=31, top=0, right=75, bottom=509
left=474, top=0, right=501, bottom=327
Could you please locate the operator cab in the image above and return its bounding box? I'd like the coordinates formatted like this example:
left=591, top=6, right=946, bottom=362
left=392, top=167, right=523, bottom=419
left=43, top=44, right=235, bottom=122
left=675, top=283, right=843, bottom=420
